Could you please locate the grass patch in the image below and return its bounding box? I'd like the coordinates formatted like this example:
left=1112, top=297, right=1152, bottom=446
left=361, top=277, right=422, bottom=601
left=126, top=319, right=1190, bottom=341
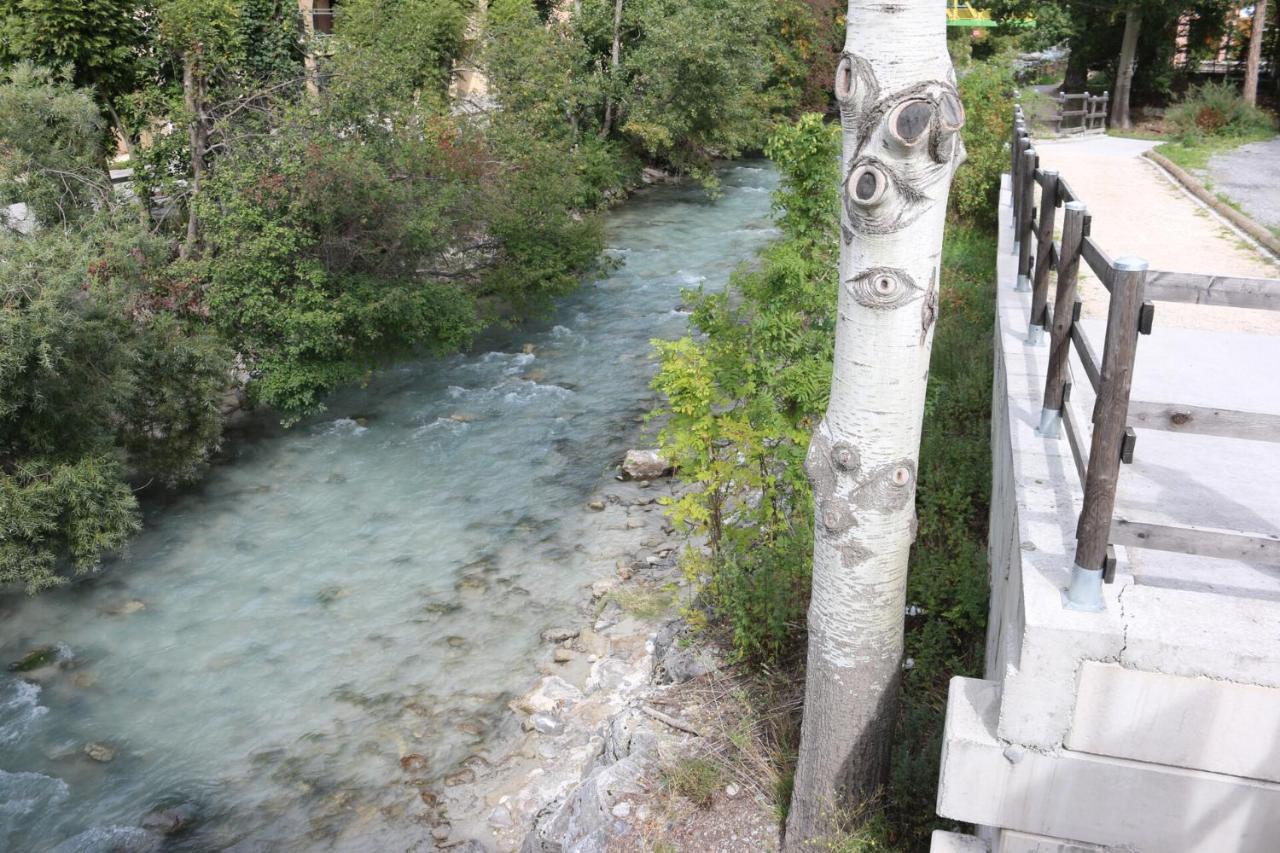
left=608, top=584, right=679, bottom=620
left=663, top=756, right=724, bottom=809
left=1156, top=129, right=1276, bottom=172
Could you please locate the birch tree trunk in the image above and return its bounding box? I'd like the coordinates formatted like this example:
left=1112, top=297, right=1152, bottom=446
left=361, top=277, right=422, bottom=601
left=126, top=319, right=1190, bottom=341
left=181, top=49, right=207, bottom=260
left=599, top=0, right=624, bottom=138
left=784, top=2, right=964, bottom=847
left=1110, top=5, right=1142, bottom=131
left=1243, top=0, right=1269, bottom=106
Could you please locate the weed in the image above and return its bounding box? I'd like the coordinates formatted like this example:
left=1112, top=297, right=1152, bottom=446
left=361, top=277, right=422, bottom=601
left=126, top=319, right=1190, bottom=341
left=664, top=756, right=723, bottom=809
left=608, top=584, right=679, bottom=620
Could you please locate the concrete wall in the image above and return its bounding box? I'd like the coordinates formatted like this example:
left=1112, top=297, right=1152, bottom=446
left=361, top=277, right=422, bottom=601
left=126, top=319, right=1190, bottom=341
left=932, top=175, right=1280, bottom=853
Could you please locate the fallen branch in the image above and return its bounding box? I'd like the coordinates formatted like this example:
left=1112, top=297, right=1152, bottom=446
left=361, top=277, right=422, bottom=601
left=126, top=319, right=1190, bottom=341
left=639, top=704, right=701, bottom=737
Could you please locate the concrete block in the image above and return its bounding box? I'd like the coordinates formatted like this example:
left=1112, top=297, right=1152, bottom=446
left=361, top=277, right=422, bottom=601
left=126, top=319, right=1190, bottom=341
left=931, top=830, right=990, bottom=853
left=1068, top=661, right=1280, bottom=782
left=995, top=829, right=1110, bottom=853
left=938, top=677, right=1280, bottom=853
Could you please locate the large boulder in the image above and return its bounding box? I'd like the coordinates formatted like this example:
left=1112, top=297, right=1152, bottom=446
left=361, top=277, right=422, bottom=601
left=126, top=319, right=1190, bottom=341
left=620, top=450, right=672, bottom=481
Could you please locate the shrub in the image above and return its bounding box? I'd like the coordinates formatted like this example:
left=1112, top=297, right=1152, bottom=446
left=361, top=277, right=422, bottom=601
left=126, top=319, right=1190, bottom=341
left=652, top=113, right=838, bottom=666
left=949, top=61, right=1016, bottom=224
left=1166, top=82, right=1277, bottom=143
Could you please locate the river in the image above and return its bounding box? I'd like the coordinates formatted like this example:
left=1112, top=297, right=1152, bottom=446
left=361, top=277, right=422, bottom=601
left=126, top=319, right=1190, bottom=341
left=0, top=163, right=778, bottom=851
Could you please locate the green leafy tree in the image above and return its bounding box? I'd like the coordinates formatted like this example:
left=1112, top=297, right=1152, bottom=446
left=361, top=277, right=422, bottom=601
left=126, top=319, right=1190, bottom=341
left=0, top=63, right=111, bottom=227
left=1, top=216, right=230, bottom=593
left=0, top=0, right=149, bottom=138
left=652, top=113, right=839, bottom=664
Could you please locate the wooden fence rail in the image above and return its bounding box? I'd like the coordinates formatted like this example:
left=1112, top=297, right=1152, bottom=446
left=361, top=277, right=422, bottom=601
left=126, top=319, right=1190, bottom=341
left=1008, top=107, right=1280, bottom=608
left=1054, top=91, right=1109, bottom=135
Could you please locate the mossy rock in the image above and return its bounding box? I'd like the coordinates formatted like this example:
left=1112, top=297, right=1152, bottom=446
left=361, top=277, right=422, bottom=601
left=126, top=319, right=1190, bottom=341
left=8, top=645, right=59, bottom=672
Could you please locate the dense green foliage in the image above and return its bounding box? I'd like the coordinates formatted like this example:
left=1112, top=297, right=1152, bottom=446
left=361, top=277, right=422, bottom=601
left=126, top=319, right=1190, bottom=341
left=980, top=0, right=1242, bottom=103
left=653, top=112, right=838, bottom=664
left=0, top=214, right=229, bottom=592
left=950, top=61, right=1017, bottom=224
left=0, top=64, right=111, bottom=227
left=0, top=0, right=837, bottom=591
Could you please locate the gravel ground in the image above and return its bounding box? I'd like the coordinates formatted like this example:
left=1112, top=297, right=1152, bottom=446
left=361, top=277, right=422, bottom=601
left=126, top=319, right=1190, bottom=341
left=1206, top=137, right=1280, bottom=231
left=1034, top=135, right=1280, bottom=334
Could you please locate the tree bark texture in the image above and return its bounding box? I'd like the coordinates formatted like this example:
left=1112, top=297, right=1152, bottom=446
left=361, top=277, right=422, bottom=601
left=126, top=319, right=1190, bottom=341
left=1110, top=5, right=1141, bottom=130
left=784, top=2, right=964, bottom=847
left=599, top=0, right=624, bottom=138
left=1244, top=0, right=1269, bottom=106
left=181, top=50, right=208, bottom=259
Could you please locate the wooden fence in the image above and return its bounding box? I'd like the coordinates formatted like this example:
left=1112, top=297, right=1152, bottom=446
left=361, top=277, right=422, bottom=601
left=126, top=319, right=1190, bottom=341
left=1009, top=106, right=1280, bottom=607
left=1053, top=91, right=1108, bottom=136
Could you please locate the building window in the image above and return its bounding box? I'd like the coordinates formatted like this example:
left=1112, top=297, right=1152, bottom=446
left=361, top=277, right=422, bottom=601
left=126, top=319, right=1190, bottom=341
left=313, top=0, right=335, bottom=35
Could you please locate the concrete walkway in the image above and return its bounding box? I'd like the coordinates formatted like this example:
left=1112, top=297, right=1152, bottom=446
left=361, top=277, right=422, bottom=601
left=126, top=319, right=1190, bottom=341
left=1034, top=135, right=1280, bottom=334
left=1207, top=136, right=1280, bottom=232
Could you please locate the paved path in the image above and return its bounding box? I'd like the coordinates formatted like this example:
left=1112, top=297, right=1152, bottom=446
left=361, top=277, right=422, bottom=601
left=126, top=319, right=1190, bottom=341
left=1034, top=135, right=1280, bottom=334
left=1207, top=136, right=1280, bottom=232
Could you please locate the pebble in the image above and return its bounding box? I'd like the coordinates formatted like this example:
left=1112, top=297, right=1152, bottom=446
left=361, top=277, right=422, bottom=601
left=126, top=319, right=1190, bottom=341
left=400, top=753, right=430, bottom=772
left=587, top=500, right=606, bottom=511
left=625, top=518, right=644, bottom=529
left=488, top=805, right=514, bottom=828
left=431, top=824, right=452, bottom=841
left=553, top=649, right=573, bottom=664
left=611, top=801, right=632, bottom=818
left=444, top=768, right=476, bottom=787
left=541, top=627, right=579, bottom=643
left=83, top=742, right=115, bottom=763
left=725, top=782, right=740, bottom=798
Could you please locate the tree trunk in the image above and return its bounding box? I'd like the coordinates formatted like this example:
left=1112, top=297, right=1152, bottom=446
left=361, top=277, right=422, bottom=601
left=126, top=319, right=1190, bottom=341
left=783, top=1, right=964, bottom=847
left=1244, top=0, right=1269, bottom=106
left=1063, top=37, right=1089, bottom=92
left=1110, top=5, right=1142, bottom=130
left=599, top=0, right=624, bottom=139
left=181, top=50, right=207, bottom=260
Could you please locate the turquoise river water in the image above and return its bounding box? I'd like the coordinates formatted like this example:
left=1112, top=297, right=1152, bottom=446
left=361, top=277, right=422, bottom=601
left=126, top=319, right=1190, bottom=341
left=0, top=163, right=778, bottom=851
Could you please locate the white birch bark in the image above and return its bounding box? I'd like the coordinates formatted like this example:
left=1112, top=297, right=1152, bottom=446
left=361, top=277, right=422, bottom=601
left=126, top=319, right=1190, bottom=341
left=785, top=1, right=964, bottom=846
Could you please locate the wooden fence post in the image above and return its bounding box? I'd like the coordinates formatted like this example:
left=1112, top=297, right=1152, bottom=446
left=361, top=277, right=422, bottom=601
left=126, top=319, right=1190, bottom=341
left=1069, top=256, right=1148, bottom=610
left=1011, top=120, right=1027, bottom=241
left=1016, top=147, right=1037, bottom=291
left=1027, top=168, right=1060, bottom=344
left=1040, top=201, right=1088, bottom=436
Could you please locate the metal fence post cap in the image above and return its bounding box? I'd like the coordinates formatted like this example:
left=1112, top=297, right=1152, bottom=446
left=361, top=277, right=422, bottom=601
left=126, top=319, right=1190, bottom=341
left=1041, top=168, right=1059, bottom=177
left=1064, top=200, right=1087, bottom=212
left=1114, top=256, right=1149, bottom=272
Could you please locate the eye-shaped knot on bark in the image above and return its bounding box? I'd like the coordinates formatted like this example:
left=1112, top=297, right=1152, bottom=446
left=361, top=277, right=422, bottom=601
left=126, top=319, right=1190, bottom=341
left=842, top=156, right=927, bottom=236
left=851, top=460, right=917, bottom=513
left=920, top=268, right=939, bottom=342
left=834, top=53, right=880, bottom=132
left=817, top=499, right=857, bottom=534
left=830, top=441, right=859, bottom=473
left=846, top=266, right=922, bottom=312
left=849, top=81, right=967, bottom=168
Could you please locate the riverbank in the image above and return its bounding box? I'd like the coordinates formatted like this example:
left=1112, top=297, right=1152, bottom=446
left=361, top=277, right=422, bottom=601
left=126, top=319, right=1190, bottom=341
left=0, top=164, right=780, bottom=851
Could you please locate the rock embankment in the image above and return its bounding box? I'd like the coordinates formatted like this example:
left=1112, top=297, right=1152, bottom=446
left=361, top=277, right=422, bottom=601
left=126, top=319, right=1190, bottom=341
left=428, top=457, right=719, bottom=852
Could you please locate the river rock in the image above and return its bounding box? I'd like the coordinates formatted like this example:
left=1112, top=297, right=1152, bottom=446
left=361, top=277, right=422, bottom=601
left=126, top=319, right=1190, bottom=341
left=586, top=499, right=606, bottom=511
left=585, top=657, right=630, bottom=695
left=84, top=742, right=116, bottom=763
left=522, top=712, right=564, bottom=736
left=444, top=768, right=476, bottom=787
left=620, top=450, right=672, bottom=480
left=400, top=753, right=430, bottom=773
left=513, top=676, right=582, bottom=715
left=589, top=579, right=616, bottom=600
left=552, top=649, right=572, bottom=664
left=8, top=645, right=60, bottom=673
left=540, top=627, right=579, bottom=643
left=140, top=802, right=199, bottom=836
left=489, top=804, right=515, bottom=829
